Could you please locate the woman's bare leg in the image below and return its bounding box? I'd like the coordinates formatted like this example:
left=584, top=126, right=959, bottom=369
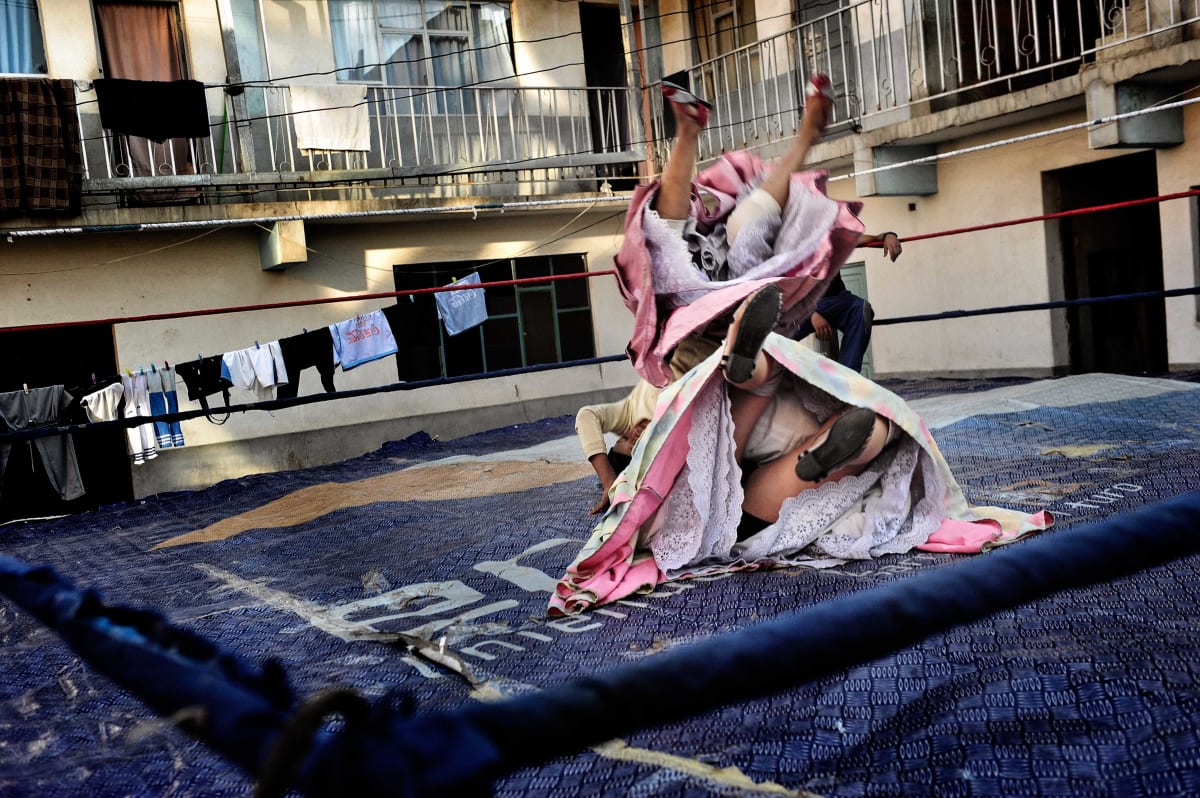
left=656, top=101, right=705, bottom=221
left=742, top=409, right=891, bottom=523
left=754, top=76, right=832, bottom=211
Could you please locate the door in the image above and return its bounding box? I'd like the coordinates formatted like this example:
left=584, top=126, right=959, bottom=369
left=839, top=262, right=874, bottom=379
left=579, top=3, right=636, bottom=187
left=1048, top=151, right=1167, bottom=374
left=94, top=0, right=200, bottom=196
left=0, top=325, right=133, bottom=521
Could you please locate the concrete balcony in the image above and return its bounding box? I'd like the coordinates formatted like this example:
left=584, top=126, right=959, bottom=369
left=649, top=0, right=1200, bottom=169
left=70, top=83, right=644, bottom=214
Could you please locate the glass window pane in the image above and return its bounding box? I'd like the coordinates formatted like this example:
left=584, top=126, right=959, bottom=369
left=330, top=0, right=382, bottom=81
left=429, top=34, right=470, bottom=86
left=426, top=1, right=469, bottom=30
left=483, top=317, right=521, bottom=370
left=554, top=275, right=589, bottom=310
left=518, top=289, right=558, bottom=365
left=383, top=31, right=425, bottom=84
left=378, top=0, right=426, bottom=29
left=552, top=255, right=589, bottom=309
left=558, top=311, right=595, bottom=361
left=231, top=0, right=267, bottom=83
left=471, top=3, right=515, bottom=83
left=1, top=0, right=47, bottom=74
left=517, top=256, right=552, bottom=279
left=479, top=260, right=515, bottom=315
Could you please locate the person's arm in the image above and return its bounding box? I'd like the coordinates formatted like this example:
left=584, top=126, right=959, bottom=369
left=810, top=310, right=835, bottom=340
left=856, top=231, right=902, bottom=261
left=576, top=397, right=633, bottom=513
left=586, top=453, right=620, bottom=515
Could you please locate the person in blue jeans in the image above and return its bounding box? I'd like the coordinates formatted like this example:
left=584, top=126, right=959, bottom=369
left=792, top=231, right=902, bottom=372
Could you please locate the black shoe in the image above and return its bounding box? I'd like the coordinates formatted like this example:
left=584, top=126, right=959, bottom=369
left=794, top=406, right=877, bottom=482
left=719, top=285, right=782, bottom=384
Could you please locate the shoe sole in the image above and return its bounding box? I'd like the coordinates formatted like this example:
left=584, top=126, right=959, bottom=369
left=795, top=406, right=876, bottom=482
left=722, top=286, right=782, bottom=384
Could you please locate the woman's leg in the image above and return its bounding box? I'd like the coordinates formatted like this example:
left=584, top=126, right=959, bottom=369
left=752, top=75, right=833, bottom=212
left=720, top=284, right=782, bottom=385
left=741, top=408, right=892, bottom=523
left=655, top=94, right=707, bottom=221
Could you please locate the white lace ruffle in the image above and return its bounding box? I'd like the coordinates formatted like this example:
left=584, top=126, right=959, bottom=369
left=649, top=390, right=950, bottom=577
left=642, top=179, right=841, bottom=311
left=649, top=379, right=742, bottom=571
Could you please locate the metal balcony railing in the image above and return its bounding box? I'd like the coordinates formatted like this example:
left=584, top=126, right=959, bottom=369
left=647, top=0, right=1200, bottom=165
left=76, top=83, right=642, bottom=199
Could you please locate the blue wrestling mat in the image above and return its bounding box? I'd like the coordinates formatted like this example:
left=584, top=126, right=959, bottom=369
left=2, top=373, right=1199, bottom=797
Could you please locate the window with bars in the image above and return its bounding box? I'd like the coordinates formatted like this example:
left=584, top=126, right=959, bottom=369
left=391, top=255, right=595, bottom=380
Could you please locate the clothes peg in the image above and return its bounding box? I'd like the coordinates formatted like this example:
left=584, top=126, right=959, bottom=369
left=90, top=373, right=97, bottom=385
left=255, top=340, right=260, bottom=349
left=126, top=368, right=134, bottom=377
left=163, top=360, right=170, bottom=369
left=151, top=363, right=157, bottom=373
left=22, top=383, right=29, bottom=394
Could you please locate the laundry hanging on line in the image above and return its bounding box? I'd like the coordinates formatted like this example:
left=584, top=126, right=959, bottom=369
left=0, top=385, right=86, bottom=500
left=222, top=342, right=288, bottom=402
left=0, top=77, right=84, bottom=214
left=434, top=272, right=489, bottom=336
left=92, top=78, right=211, bottom=142
left=329, top=309, right=398, bottom=371
left=288, top=84, right=371, bottom=153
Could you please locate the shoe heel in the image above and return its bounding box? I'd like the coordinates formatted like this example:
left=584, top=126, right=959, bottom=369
left=720, top=285, right=782, bottom=384
left=794, top=407, right=876, bottom=482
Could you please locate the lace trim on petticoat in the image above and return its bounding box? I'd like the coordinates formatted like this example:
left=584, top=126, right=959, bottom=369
left=642, top=179, right=841, bottom=310
left=735, top=437, right=948, bottom=568
left=649, top=378, right=742, bottom=572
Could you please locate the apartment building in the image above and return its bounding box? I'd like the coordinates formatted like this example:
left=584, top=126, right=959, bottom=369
left=2, top=0, right=1198, bottom=516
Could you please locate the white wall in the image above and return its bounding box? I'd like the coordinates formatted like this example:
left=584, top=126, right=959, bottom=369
left=39, top=0, right=99, bottom=78
left=1, top=207, right=631, bottom=439
left=511, top=0, right=588, bottom=87
left=828, top=108, right=1200, bottom=375
left=1155, top=103, right=1200, bottom=369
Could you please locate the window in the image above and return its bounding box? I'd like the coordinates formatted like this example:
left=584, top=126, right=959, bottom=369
left=1, top=0, right=47, bottom=74
left=330, top=0, right=515, bottom=88
left=689, top=0, right=754, bottom=62
left=392, top=255, right=595, bottom=381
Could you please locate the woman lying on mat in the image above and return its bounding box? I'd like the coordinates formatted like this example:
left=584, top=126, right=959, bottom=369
left=575, top=287, right=889, bottom=518
left=552, top=284, right=1053, bottom=616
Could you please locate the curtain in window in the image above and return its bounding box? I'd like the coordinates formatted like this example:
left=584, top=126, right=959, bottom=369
left=473, top=3, right=515, bottom=85
left=1, top=0, right=46, bottom=74
left=331, top=0, right=381, bottom=81
left=381, top=31, right=424, bottom=86
left=94, top=1, right=198, bottom=194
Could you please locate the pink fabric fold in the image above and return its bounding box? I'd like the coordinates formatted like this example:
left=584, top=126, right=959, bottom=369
left=917, top=510, right=1055, bottom=553
left=615, top=152, right=864, bottom=387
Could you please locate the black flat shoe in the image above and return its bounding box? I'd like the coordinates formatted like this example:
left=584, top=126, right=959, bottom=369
left=719, top=285, right=782, bottom=384
left=795, top=406, right=877, bottom=482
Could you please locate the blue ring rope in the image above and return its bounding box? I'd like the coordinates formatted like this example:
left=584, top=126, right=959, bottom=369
left=3, top=491, right=1199, bottom=795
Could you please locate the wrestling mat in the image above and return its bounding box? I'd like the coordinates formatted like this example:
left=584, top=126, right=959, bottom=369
left=2, top=372, right=1199, bottom=797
